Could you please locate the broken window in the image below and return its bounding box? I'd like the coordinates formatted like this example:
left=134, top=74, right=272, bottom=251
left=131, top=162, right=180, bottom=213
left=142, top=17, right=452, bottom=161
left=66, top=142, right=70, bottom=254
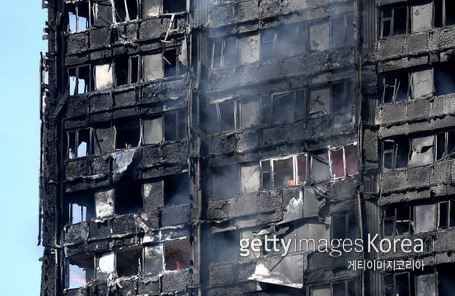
left=164, top=110, right=186, bottom=141
left=438, top=200, right=455, bottom=229
left=163, top=48, right=182, bottom=77
left=94, top=64, right=113, bottom=90
left=210, top=165, right=240, bottom=198
left=116, top=246, right=142, bottom=277
left=261, top=90, right=306, bottom=124
left=332, top=280, right=357, bottom=296
left=96, top=252, right=115, bottom=280
left=381, top=70, right=410, bottom=103
left=329, top=144, right=360, bottom=178
left=210, top=99, right=236, bottom=132
left=260, top=29, right=278, bottom=60
left=310, top=286, right=331, bottom=296
left=261, top=154, right=307, bottom=189
left=332, top=212, right=356, bottom=240
left=164, top=239, right=191, bottom=270
left=210, top=231, right=239, bottom=263
left=411, top=2, right=433, bottom=33
left=67, top=128, right=91, bottom=159
left=115, top=182, right=143, bottom=215
left=415, top=204, right=437, bottom=233
left=115, top=119, right=140, bottom=149
left=382, top=138, right=409, bottom=169
left=272, top=92, right=296, bottom=123
left=380, top=5, right=409, bottom=38
left=211, top=37, right=238, bottom=69
left=310, top=151, right=330, bottom=183
left=144, top=245, right=164, bottom=274
left=113, top=0, right=138, bottom=23
left=434, top=0, right=455, bottom=28
left=239, top=100, right=260, bottom=129
left=68, top=255, right=94, bottom=289
left=163, top=0, right=186, bottom=13
left=409, top=136, right=434, bottom=167
left=143, top=53, right=164, bottom=81
left=309, top=86, right=331, bottom=115
left=331, top=14, right=354, bottom=48
left=435, top=62, right=455, bottom=95
left=142, top=117, right=164, bottom=145
left=259, top=23, right=307, bottom=58
left=67, top=1, right=94, bottom=33
left=383, top=272, right=410, bottom=296
left=331, top=80, right=353, bottom=114
left=383, top=205, right=413, bottom=236
left=95, top=189, right=115, bottom=219
left=164, top=174, right=190, bottom=205
left=238, top=34, right=260, bottom=64
left=309, top=21, right=330, bottom=51
left=66, top=193, right=95, bottom=224
left=143, top=0, right=161, bottom=17
left=68, top=65, right=90, bottom=95
left=115, top=55, right=140, bottom=86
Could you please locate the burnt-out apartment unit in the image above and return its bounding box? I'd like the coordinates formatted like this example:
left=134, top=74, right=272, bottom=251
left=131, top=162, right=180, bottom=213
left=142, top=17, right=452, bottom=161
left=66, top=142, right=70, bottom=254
left=38, top=0, right=455, bottom=295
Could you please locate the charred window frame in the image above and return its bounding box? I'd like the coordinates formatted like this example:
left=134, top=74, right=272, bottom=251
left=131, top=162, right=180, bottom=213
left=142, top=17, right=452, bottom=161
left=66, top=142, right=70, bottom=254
left=383, top=205, right=413, bottom=236
left=115, top=55, right=140, bottom=86
left=260, top=154, right=308, bottom=189
left=114, top=119, right=141, bottom=149
left=261, top=89, right=307, bottom=124
left=382, top=138, right=410, bottom=170
left=380, top=5, right=410, bottom=38
left=434, top=0, right=455, bottom=28
left=210, top=231, right=240, bottom=263
left=66, top=1, right=95, bottom=33
left=329, top=144, right=359, bottom=179
left=261, top=23, right=307, bottom=60
left=331, top=80, right=353, bottom=114
left=163, top=48, right=183, bottom=78
left=164, top=110, right=187, bottom=141
left=211, top=37, right=238, bottom=69
left=67, top=128, right=92, bottom=159
left=309, top=280, right=358, bottom=296
left=113, top=0, right=139, bottom=23
left=67, top=255, right=95, bottom=289
left=331, top=212, right=356, bottom=241
left=163, top=0, right=187, bottom=13
left=435, top=62, right=455, bottom=95
left=438, top=200, right=455, bottom=229
left=381, top=70, right=410, bottom=103
left=68, top=65, right=91, bottom=95
left=383, top=272, right=411, bottom=296
left=66, top=193, right=95, bottom=225
left=436, top=130, right=455, bottom=160
left=330, top=14, right=354, bottom=49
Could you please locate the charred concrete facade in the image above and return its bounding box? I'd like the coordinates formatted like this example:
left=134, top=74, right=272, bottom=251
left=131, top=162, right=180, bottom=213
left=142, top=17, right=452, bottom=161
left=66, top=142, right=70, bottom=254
left=38, top=0, right=455, bottom=295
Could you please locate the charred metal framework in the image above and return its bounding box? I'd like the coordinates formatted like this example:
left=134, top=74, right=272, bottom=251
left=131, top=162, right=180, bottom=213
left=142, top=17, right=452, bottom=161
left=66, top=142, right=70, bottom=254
left=38, top=0, right=455, bottom=295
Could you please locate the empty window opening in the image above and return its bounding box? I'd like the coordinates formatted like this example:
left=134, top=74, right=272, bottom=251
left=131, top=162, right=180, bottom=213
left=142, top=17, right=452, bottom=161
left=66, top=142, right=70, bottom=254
left=239, top=100, right=260, bottom=129
left=383, top=206, right=413, bottom=236
left=210, top=231, right=239, bottom=263
left=68, top=255, right=94, bottom=289
left=331, top=14, right=354, bottom=48
left=383, top=272, right=410, bottom=296
left=115, top=119, right=140, bottom=149
left=164, top=49, right=180, bottom=77
left=309, top=86, right=331, bottom=115
left=261, top=154, right=307, bottom=189
left=164, top=239, right=192, bottom=270
left=240, top=164, right=260, bottom=194
left=115, top=55, right=140, bottom=86
left=68, top=65, right=90, bottom=95
left=210, top=165, right=240, bottom=199
left=164, top=174, right=190, bottom=206
left=380, top=5, right=409, bottom=37
left=331, top=80, right=353, bottom=114
left=213, top=99, right=236, bottom=132
left=382, top=138, right=409, bottom=169
left=114, top=0, right=138, bottom=22
left=435, top=62, right=455, bottom=95
left=211, top=37, right=238, bottom=69
left=93, top=125, right=115, bottom=155
left=144, top=245, right=164, bottom=274
left=66, top=193, right=95, bottom=224
left=164, top=110, right=186, bottom=141
left=439, top=200, right=455, bottom=229
left=272, top=92, right=295, bottom=123
left=435, top=0, right=455, bottom=28
left=67, top=2, right=93, bottom=33
left=261, top=29, right=278, bottom=60
left=116, top=246, right=142, bottom=277
left=67, top=128, right=91, bottom=159
left=310, top=286, right=331, bottom=296
left=115, top=182, right=143, bottom=215
left=330, top=147, right=344, bottom=178
left=142, top=117, right=164, bottom=145
left=332, top=212, right=356, bottom=241
left=163, top=0, right=186, bottom=13
left=332, top=280, right=357, bottom=296
left=411, top=68, right=434, bottom=99
left=381, top=71, right=410, bottom=103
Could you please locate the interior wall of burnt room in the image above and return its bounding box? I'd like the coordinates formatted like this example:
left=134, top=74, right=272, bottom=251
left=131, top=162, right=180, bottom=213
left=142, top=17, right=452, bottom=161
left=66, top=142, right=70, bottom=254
left=38, top=0, right=455, bottom=295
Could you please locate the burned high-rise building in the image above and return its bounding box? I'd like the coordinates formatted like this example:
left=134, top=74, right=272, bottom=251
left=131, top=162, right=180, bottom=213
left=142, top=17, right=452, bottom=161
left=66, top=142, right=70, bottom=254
left=38, top=0, right=455, bottom=295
